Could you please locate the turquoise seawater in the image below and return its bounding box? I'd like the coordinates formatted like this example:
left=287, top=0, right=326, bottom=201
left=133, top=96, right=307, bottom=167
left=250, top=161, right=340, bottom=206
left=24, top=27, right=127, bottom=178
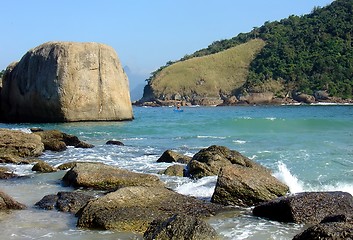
left=0, top=105, right=353, bottom=239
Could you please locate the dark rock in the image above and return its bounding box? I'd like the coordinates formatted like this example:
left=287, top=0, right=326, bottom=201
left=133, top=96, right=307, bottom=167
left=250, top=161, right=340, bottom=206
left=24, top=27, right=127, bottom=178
left=35, top=194, right=58, bottom=210
left=32, top=160, right=57, bottom=173
left=106, top=140, right=124, bottom=146
left=159, top=165, right=185, bottom=177
left=211, top=165, right=289, bottom=207
left=143, top=214, right=219, bottom=240
left=292, top=92, right=316, bottom=104
left=76, top=186, right=226, bottom=233
left=30, top=127, right=44, bottom=132
left=35, top=191, right=94, bottom=214
left=157, top=150, right=191, bottom=164
left=62, top=162, right=164, bottom=190
left=253, top=191, right=353, bottom=224
left=186, top=145, right=269, bottom=179
left=0, top=191, right=26, bottom=210
left=56, top=192, right=95, bottom=214
left=293, top=221, right=353, bottom=240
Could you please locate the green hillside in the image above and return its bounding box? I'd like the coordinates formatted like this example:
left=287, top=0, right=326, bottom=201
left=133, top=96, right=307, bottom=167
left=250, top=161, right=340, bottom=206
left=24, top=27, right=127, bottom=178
left=148, top=39, right=265, bottom=101
left=142, top=0, right=353, bottom=104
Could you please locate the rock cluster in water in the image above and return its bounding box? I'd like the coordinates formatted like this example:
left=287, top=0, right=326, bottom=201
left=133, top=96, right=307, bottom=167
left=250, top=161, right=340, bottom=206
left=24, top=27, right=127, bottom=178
left=0, top=41, right=133, bottom=122
left=1, top=128, right=353, bottom=239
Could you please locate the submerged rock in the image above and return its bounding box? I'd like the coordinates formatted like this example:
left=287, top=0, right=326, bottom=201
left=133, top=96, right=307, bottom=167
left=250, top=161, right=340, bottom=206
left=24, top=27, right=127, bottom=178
left=35, top=191, right=94, bottom=214
left=143, top=214, right=219, bottom=240
left=157, top=150, right=192, bottom=164
left=76, top=186, right=226, bottom=233
left=253, top=191, right=353, bottom=224
left=32, top=160, right=57, bottom=173
left=186, top=145, right=269, bottom=179
left=0, top=191, right=26, bottom=210
left=0, top=129, right=44, bottom=158
left=106, top=140, right=124, bottom=146
left=62, top=162, right=164, bottom=190
left=0, top=41, right=133, bottom=122
left=211, top=165, right=289, bottom=207
left=159, top=164, right=185, bottom=177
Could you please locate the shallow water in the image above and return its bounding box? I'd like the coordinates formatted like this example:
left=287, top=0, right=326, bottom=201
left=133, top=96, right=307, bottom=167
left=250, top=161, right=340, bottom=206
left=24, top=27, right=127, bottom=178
left=0, top=105, right=353, bottom=239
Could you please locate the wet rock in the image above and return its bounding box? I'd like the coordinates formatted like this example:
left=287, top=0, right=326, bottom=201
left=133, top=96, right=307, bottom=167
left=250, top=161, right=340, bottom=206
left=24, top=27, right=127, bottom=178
left=35, top=191, right=95, bottom=214
left=253, top=191, right=353, bottom=224
left=32, top=160, right=57, bottom=173
left=159, top=165, right=185, bottom=177
left=76, top=186, right=226, bottom=233
left=33, top=129, right=94, bottom=152
left=157, top=150, right=191, bottom=164
left=106, top=140, right=124, bottom=146
left=211, top=165, right=289, bottom=207
left=292, top=92, right=316, bottom=104
left=62, top=162, right=164, bottom=190
left=57, top=162, right=79, bottom=170
left=0, top=166, right=17, bottom=179
left=293, top=215, right=353, bottom=240
left=0, top=128, right=44, bottom=158
left=186, top=145, right=269, bottom=179
left=0, top=191, right=26, bottom=210
left=35, top=194, right=58, bottom=210
left=144, top=214, right=219, bottom=240
left=0, top=154, right=35, bottom=164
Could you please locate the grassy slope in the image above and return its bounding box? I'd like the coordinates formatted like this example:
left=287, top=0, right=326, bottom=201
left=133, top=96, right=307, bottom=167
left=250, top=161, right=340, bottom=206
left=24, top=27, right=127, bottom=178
left=150, top=39, right=266, bottom=99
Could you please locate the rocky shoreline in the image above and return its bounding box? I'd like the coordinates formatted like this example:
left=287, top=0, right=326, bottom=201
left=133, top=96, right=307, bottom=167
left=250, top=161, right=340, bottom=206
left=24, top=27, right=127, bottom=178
left=134, top=91, right=353, bottom=107
left=1, top=128, right=353, bottom=239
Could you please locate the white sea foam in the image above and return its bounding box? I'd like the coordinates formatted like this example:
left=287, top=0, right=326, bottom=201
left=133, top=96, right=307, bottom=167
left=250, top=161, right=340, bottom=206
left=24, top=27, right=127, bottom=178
left=265, top=117, right=276, bottom=121
left=233, top=140, right=247, bottom=144
left=197, top=135, right=227, bottom=139
left=273, top=162, right=304, bottom=193
left=175, top=176, right=217, bottom=199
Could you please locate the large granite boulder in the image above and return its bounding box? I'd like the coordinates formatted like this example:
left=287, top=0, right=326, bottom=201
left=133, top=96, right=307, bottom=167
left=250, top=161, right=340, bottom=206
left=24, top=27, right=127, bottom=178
left=211, top=165, right=289, bottom=207
left=62, top=162, right=164, bottom=190
left=0, top=41, right=133, bottom=122
left=157, top=150, right=192, bottom=164
left=0, top=191, right=26, bottom=210
left=76, top=186, right=226, bottom=233
left=143, top=214, right=219, bottom=240
left=186, top=145, right=269, bottom=179
left=253, top=191, right=353, bottom=224
left=0, top=129, right=44, bottom=158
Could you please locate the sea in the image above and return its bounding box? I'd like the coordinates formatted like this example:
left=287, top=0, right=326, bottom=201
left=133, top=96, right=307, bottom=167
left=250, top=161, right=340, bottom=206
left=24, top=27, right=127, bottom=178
left=0, top=104, right=352, bottom=240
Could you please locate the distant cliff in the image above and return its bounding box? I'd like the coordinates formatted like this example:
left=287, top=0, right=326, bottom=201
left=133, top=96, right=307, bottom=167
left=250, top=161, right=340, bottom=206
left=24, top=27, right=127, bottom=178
left=138, top=0, right=353, bottom=106
left=0, top=42, right=133, bottom=122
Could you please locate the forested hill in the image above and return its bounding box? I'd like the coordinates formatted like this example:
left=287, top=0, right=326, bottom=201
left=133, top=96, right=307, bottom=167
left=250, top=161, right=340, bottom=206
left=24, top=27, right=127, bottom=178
left=142, top=0, right=353, bottom=105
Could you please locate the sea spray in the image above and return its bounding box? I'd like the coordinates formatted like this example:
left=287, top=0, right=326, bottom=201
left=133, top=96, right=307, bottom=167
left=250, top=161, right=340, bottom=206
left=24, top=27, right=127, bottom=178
left=175, top=176, right=217, bottom=199
left=273, top=161, right=304, bottom=193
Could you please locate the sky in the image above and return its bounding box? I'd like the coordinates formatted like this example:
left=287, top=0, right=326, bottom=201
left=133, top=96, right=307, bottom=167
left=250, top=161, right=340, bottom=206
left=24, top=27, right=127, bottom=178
left=1, top=0, right=333, bottom=99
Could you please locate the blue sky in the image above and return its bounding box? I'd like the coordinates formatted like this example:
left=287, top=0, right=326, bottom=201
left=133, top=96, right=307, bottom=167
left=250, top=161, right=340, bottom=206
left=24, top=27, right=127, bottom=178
left=1, top=0, right=333, bottom=96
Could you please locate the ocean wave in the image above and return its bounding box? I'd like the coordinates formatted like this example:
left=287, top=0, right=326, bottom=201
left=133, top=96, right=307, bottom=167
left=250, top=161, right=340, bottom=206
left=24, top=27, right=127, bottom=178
left=197, top=135, right=227, bottom=139
left=233, top=140, right=247, bottom=144
left=175, top=176, right=217, bottom=199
